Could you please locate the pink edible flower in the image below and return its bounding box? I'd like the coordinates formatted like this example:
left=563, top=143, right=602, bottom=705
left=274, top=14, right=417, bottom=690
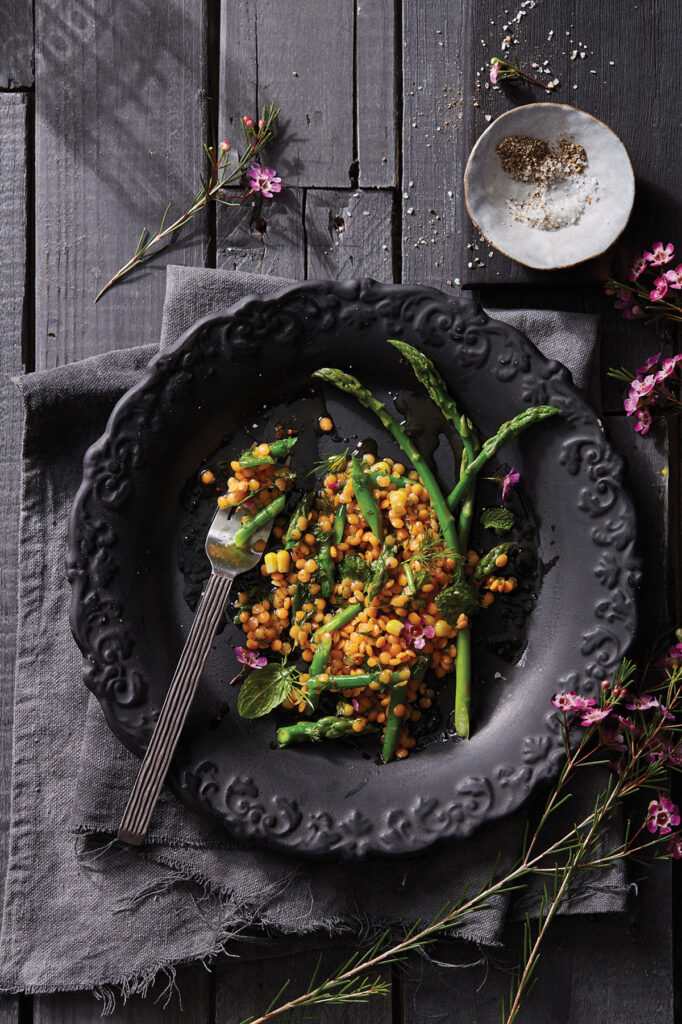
left=403, top=618, right=436, bottom=650
left=614, top=289, right=633, bottom=311
left=501, top=467, right=520, bottom=500
left=248, top=163, right=282, bottom=198
left=660, top=640, right=682, bottom=671
left=629, top=255, right=648, bottom=281
left=634, top=408, right=652, bottom=435
left=580, top=706, right=611, bottom=726
left=551, top=691, right=596, bottom=712
left=655, top=354, right=682, bottom=381
left=235, top=647, right=268, bottom=669
left=667, top=835, right=682, bottom=860
left=490, top=59, right=500, bottom=84
left=646, top=794, right=681, bottom=835
left=664, top=264, right=682, bottom=289
left=630, top=374, right=657, bottom=398
left=624, top=694, right=659, bottom=711
left=219, top=140, right=231, bottom=153
left=622, top=303, right=641, bottom=320
left=644, top=242, right=675, bottom=266
left=635, top=352, right=661, bottom=377
left=650, top=276, right=669, bottom=301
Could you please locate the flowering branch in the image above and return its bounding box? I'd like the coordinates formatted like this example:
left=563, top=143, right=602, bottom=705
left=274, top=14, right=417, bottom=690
left=241, top=653, right=682, bottom=1024
left=94, top=104, right=282, bottom=303
left=605, top=241, right=682, bottom=325
left=490, top=56, right=558, bottom=91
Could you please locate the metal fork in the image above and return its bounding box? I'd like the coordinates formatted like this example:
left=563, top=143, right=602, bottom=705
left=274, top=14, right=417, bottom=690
left=117, top=505, right=275, bottom=845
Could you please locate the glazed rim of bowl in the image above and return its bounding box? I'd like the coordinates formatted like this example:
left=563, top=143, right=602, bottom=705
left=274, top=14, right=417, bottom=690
left=463, top=103, right=635, bottom=270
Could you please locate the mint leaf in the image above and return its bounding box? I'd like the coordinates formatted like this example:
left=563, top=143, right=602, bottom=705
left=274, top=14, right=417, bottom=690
left=480, top=507, right=515, bottom=532
left=237, top=664, right=296, bottom=719
left=341, top=553, right=371, bottom=585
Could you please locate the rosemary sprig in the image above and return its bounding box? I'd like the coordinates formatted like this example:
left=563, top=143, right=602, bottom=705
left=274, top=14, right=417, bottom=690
left=94, top=103, right=281, bottom=302
left=240, top=658, right=682, bottom=1024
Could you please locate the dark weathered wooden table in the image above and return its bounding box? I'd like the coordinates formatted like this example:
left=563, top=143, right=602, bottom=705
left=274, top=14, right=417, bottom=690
left=1, top=1, right=680, bottom=1021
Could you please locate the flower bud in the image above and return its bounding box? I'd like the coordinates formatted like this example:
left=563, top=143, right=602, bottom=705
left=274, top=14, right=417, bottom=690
left=258, top=118, right=266, bottom=128
left=242, top=115, right=255, bottom=129
left=219, top=140, right=231, bottom=152
left=601, top=679, right=610, bottom=691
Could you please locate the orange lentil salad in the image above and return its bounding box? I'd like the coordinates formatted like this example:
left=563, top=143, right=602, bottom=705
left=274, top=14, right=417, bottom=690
left=216, top=339, right=560, bottom=761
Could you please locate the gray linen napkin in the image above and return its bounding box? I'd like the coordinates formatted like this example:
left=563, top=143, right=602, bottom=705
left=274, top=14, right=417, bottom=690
left=0, top=267, right=623, bottom=1000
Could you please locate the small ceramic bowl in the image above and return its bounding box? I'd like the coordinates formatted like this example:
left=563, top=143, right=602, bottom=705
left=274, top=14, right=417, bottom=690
left=464, top=103, right=635, bottom=270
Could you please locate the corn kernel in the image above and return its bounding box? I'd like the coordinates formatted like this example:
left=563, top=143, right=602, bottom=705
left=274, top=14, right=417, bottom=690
left=276, top=549, right=291, bottom=573
left=264, top=552, right=278, bottom=574
left=385, top=619, right=404, bottom=636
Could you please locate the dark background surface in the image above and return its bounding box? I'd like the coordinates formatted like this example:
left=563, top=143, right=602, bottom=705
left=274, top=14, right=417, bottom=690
left=0, top=0, right=679, bottom=1020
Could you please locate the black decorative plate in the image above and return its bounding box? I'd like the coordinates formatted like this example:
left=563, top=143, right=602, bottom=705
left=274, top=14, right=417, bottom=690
left=67, top=280, right=638, bottom=858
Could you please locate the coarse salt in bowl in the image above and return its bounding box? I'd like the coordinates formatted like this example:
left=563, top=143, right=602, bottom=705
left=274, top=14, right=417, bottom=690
left=464, top=103, right=635, bottom=270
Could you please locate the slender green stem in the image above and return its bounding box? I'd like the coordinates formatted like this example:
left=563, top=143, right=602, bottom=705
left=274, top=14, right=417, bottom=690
left=447, top=405, right=560, bottom=510
left=312, top=602, right=363, bottom=640
left=313, top=368, right=460, bottom=557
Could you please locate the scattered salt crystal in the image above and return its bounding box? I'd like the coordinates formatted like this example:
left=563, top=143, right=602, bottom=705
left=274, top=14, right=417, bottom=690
left=403, top=192, right=409, bottom=198
left=579, top=51, right=586, bottom=58
left=609, top=60, right=615, bottom=66
left=407, top=207, right=415, bottom=214
left=362, top=211, right=369, bottom=216
left=547, top=29, right=554, bottom=40
left=447, top=190, right=453, bottom=197
left=484, top=113, right=492, bottom=122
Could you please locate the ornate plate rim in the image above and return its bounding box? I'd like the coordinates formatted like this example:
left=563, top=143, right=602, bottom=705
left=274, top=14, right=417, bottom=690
left=67, top=278, right=639, bottom=858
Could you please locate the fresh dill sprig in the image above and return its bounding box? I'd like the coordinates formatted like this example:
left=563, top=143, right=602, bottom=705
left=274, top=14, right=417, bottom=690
left=309, top=447, right=350, bottom=477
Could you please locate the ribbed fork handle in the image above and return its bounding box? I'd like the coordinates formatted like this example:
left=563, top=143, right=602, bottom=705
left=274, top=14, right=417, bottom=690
left=117, top=571, right=234, bottom=845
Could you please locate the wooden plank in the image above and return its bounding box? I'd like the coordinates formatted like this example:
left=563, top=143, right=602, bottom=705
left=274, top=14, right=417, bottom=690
left=0, top=98, right=27, bottom=1024
left=34, top=0, right=210, bottom=368
left=35, top=964, right=211, bottom=1024
left=305, top=189, right=393, bottom=281
left=215, top=945, right=392, bottom=1024
left=403, top=860, right=672, bottom=1024
left=401, top=0, right=469, bottom=290
left=0, top=0, right=34, bottom=88
left=216, top=187, right=304, bottom=279
left=461, top=0, right=682, bottom=285
left=357, top=0, right=396, bottom=186
left=219, top=0, right=354, bottom=189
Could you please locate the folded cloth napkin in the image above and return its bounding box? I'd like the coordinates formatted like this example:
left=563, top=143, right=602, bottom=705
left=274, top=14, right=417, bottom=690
left=0, top=266, right=625, bottom=1001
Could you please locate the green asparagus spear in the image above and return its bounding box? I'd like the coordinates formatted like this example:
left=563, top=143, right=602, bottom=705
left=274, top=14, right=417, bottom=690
left=366, top=470, right=409, bottom=487
left=381, top=657, right=429, bottom=763
left=312, top=602, right=363, bottom=641
left=447, top=406, right=560, bottom=510
left=473, top=542, right=516, bottom=581
left=234, top=494, right=286, bottom=548
left=307, top=667, right=410, bottom=694
left=306, top=637, right=333, bottom=713
left=387, top=339, right=480, bottom=466
left=277, top=717, right=379, bottom=747
left=313, top=368, right=461, bottom=557
left=351, top=455, right=384, bottom=540
left=331, top=503, right=347, bottom=545
left=284, top=492, right=314, bottom=550
left=237, top=436, right=298, bottom=468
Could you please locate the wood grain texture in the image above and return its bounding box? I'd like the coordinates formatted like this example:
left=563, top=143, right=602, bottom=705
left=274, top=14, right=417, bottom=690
left=401, top=0, right=469, bottom=290
left=219, top=0, right=354, bottom=189
left=0, top=90, right=27, bottom=906
left=215, top=946, right=392, bottom=1024
left=0, top=997, right=20, bottom=1024
left=34, top=0, right=209, bottom=367
left=34, top=964, right=211, bottom=1024
left=357, top=0, right=396, bottom=186
left=461, top=0, right=682, bottom=286
left=306, top=189, right=393, bottom=281
left=0, top=0, right=34, bottom=87
left=216, top=188, right=304, bottom=279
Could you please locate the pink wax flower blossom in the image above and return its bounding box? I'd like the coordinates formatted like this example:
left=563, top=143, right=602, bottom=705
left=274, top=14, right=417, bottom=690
left=351, top=698, right=360, bottom=711
left=490, top=58, right=500, bottom=84
left=660, top=640, right=682, bottom=671
left=625, top=694, right=659, bottom=711
left=650, top=276, right=669, bottom=301
left=646, top=794, right=681, bottom=835
left=622, top=303, right=641, bottom=320
left=580, top=706, right=611, bottom=726
left=665, top=264, right=682, bottom=289
left=403, top=618, right=436, bottom=650
left=634, top=408, right=652, bottom=435
left=644, top=242, right=675, bottom=266
left=629, top=256, right=648, bottom=281
left=219, top=140, right=231, bottom=153
left=235, top=647, right=268, bottom=669
left=552, top=691, right=596, bottom=712
left=242, top=115, right=255, bottom=129
left=615, top=714, right=641, bottom=736
left=501, top=467, right=520, bottom=500
left=248, top=163, right=282, bottom=198
left=613, top=289, right=633, bottom=311
left=630, top=374, right=657, bottom=398
left=667, top=835, right=682, bottom=860
left=635, top=352, right=662, bottom=377
left=656, top=354, right=682, bottom=380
